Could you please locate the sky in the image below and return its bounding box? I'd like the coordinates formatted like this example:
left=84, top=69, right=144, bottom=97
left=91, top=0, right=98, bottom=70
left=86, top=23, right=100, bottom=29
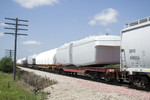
left=0, top=0, right=150, bottom=60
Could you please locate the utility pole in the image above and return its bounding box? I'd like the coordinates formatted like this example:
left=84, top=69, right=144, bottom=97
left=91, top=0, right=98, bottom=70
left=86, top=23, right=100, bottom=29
left=4, top=17, right=28, bottom=81
left=5, top=49, right=14, bottom=59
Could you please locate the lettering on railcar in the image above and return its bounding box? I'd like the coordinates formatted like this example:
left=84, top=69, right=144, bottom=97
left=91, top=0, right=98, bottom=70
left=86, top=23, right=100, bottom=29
left=129, top=49, right=136, bottom=53
left=130, top=56, right=140, bottom=60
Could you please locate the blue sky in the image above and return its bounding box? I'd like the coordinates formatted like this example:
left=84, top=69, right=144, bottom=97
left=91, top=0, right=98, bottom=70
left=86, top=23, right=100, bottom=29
left=0, top=0, right=150, bottom=59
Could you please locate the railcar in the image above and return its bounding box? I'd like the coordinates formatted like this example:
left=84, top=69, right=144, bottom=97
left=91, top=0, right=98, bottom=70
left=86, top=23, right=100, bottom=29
left=121, top=16, right=150, bottom=88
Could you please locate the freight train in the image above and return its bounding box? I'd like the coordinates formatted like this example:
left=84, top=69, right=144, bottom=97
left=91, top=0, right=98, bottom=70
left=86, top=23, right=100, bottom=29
left=17, top=17, right=150, bottom=89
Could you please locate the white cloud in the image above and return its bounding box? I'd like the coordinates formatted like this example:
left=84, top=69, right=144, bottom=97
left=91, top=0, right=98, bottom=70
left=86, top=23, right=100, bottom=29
left=22, top=40, right=41, bottom=45
left=0, top=32, right=4, bottom=37
left=0, top=23, right=7, bottom=27
left=89, top=8, right=118, bottom=26
left=13, top=0, right=59, bottom=9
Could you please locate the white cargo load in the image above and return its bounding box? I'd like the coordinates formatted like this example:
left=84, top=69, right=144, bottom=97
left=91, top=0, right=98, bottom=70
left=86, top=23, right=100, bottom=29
left=17, top=59, right=22, bottom=65
left=36, top=48, right=57, bottom=65
left=17, top=58, right=26, bottom=65
left=56, top=43, right=72, bottom=65
left=121, top=17, right=150, bottom=74
left=27, top=54, right=36, bottom=65
left=56, top=35, right=120, bottom=66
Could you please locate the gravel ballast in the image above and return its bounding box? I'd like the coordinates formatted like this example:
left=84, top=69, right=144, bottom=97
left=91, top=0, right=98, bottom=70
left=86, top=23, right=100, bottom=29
left=19, top=67, right=150, bottom=100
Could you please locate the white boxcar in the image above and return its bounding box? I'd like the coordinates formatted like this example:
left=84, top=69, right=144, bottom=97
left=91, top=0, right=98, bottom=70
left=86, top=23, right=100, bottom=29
left=27, top=54, right=36, bottom=65
left=56, top=35, right=120, bottom=66
left=36, top=48, right=57, bottom=65
left=121, top=17, right=150, bottom=74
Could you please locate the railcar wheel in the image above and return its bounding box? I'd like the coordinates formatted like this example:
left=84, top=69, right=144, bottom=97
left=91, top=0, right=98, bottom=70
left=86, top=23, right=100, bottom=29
left=104, top=75, right=111, bottom=82
left=89, top=72, right=98, bottom=80
left=129, top=75, right=150, bottom=89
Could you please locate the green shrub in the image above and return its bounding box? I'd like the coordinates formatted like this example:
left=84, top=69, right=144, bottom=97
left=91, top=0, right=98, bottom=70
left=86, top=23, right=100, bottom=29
left=0, top=57, right=13, bottom=73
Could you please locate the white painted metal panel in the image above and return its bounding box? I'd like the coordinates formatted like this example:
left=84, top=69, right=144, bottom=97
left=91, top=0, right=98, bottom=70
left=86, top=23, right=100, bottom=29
left=121, top=19, right=150, bottom=73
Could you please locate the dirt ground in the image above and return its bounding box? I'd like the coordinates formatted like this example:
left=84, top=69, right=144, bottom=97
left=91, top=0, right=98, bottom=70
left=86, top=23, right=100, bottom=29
left=19, top=67, right=149, bottom=100
left=44, top=83, right=139, bottom=100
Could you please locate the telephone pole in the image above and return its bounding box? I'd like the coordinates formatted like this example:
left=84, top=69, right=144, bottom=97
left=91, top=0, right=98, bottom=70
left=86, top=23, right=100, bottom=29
left=4, top=17, right=28, bottom=81
left=5, top=49, right=14, bottom=59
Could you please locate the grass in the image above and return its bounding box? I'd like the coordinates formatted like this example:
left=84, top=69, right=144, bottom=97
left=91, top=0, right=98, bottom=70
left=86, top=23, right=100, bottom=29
left=103, top=64, right=120, bottom=68
left=0, top=72, right=46, bottom=100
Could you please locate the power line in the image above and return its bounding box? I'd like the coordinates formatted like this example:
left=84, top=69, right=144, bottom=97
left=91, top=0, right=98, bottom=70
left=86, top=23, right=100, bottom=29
left=4, top=17, right=28, bottom=81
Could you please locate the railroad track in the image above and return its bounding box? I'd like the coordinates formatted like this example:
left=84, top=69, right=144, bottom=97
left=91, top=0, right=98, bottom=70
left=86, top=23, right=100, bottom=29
left=18, top=66, right=150, bottom=92
left=18, top=66, right=150, bottom=100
